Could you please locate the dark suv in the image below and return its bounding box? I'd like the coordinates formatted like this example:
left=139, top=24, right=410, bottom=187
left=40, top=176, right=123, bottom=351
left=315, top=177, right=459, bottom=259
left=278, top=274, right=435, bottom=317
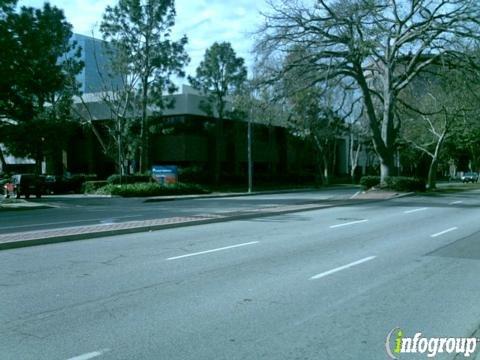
left=3, top=174, right=44, bottom=199
left=461, top=172, right=479, bottom=183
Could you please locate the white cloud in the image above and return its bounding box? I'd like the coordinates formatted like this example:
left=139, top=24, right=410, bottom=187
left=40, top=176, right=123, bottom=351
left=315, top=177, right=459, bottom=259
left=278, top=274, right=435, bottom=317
left=17, top=0, right=269, bottom=81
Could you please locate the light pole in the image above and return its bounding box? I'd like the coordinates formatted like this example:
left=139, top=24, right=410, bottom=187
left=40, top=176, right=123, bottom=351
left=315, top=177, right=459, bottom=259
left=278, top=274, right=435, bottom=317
left=247, top=114, right=253, bottom=193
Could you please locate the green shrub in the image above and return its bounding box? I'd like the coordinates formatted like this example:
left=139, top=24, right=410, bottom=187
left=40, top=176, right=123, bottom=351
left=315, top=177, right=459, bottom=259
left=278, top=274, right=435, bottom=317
left=359, top=176, right=380, bottom=189
left=61, top=174, right=97, bottom=193
left=106, top=174, right=152, bottom=184
left=82, top=181, right=108, bottom=194
left=97, top=182, right=210, bottom=197
left=384, top=176, right=426, bottom=192
left=0, top=176, right=10, bottom=187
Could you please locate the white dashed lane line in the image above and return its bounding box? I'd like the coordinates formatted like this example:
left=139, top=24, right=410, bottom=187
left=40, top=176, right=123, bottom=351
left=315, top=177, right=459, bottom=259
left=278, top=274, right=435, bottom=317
left=449, top=201, right=463, bottom=205
left=329, top=219, right=368, bottom=229
left=431, top=227, right=458, bottom=238
left=67, top=349, right=110, bottom=360
left=403, top=207, right=428, bottom=214
left=166, top=241, right=259, bottom=260
left=310, top=256, right=376, bottom=280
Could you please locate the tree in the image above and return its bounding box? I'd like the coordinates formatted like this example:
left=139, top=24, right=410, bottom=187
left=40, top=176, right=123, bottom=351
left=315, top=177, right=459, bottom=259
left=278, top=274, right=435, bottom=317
left=271, top=46, right=359, bottom=185
left=286, top=86, right=346, bottom=185
left=0, top=0, right=17, bottom=121
left=189, top=41, right=247, bottom=184
left=230, top=76, right=290, bottom=191
left=348, top=116, right=369, bottom=183
left=401, top=65, right=474, bottom=189
left=0, top=0, right=16, bottom=15
left=74, top=32, right=143, bottom=178
left=255, top=0, right=480, bottom=184
left=446, top=51, right=480, bottom=175
left=0, top=2, right=83, bottom=174
left=100, top=0, right=189, bottom=173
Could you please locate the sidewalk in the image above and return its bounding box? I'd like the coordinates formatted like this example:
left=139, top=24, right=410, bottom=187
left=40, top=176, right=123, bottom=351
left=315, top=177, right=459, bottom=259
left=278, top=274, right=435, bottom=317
left=0, top=189, right=411, bottom=250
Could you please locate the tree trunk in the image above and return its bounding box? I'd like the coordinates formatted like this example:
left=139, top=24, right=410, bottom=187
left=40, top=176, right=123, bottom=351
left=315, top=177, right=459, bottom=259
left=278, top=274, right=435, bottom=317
left=330, top=140, right=337, bottom=180
left=35, top=143, right=43, bottom=175
left=35, top=155, right=42, bottom=175
left=322, top=154, right=330, bottom=185
left=350, top=162, right=359, bottom=184
left=427, top=158, right=438, bottom=190
left=312, top=135, right=329, bottom=185
left=380, top=80, right=396, bottom=185
left=380, top=157, right=394, bottom=184
left=350, top=140, right=361, bottom=183
left=428, top=131, right=446, bottom=190
left=356, top=66, right=396, bottom=186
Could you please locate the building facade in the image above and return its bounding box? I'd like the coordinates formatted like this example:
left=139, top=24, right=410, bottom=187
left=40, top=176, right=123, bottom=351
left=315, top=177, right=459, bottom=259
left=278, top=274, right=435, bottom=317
left=71, top=85, right=338, bottom=183
left=72, top=34, right=123, bottom=94
left=1, top=34, right=352, bottom=184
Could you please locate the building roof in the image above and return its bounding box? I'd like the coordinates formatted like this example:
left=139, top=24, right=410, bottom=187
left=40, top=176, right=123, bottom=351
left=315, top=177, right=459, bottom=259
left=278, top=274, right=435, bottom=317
left=73, top=85, right=288, bottom=127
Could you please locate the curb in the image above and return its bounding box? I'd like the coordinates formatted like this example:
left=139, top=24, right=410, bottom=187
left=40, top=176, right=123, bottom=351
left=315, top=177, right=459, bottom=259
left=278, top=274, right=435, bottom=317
left=143, top=186, right=355, bottom=203
left=0, top=194, right=401, bottom=251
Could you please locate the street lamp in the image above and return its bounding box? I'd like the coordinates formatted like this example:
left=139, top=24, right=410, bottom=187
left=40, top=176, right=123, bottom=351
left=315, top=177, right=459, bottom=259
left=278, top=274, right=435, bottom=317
left=247, top=113, right=253, bottom=193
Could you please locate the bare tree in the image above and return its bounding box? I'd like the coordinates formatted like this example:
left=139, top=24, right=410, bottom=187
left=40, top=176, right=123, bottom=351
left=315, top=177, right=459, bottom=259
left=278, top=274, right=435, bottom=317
left=73, top=33, right=141, bottom=177
left=260, top=45, right=360, bottom=184
left=286, top=86, right=346, bottom=184
left=401, top=67, right=472, bottom=189
left=255, top=0, right=480, bottom=183
left=230, top=78, right=289, bottom=191
left=348, top=115, right=369, bottom=182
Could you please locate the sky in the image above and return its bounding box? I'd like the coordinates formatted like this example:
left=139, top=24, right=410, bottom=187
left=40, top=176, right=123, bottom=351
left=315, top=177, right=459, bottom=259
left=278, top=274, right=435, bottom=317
left=18, top=0, right=270, bottom=82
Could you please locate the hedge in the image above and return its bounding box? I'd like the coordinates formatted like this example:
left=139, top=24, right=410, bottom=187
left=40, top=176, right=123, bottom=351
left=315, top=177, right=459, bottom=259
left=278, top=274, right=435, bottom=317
left=359, top=175, right=426, bottom=192
left=359, top=176, right=380, bottom=190
left=96, top=182, right=210, bottom=197
left=384, top=176, right=426, bottom=192
left=106, top=174, right=152, bottom=185
left=82, top=181, right=108, bottom=194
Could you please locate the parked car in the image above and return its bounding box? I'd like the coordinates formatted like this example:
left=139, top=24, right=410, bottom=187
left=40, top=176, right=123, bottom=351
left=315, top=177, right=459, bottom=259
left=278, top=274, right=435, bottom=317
left=3, top=174, right=45, bottom=199
left=461, top=172, right=479, bottom=183
left=43, top=174, right=91, bottom=194
left=43, top=175, right=64, bottom=195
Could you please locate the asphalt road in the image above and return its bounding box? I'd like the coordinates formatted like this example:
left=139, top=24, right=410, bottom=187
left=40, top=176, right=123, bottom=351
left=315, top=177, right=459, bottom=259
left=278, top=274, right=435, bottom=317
left=1, top=189, right=480, bottom=359
left=0, top=187, right=358, bottom=234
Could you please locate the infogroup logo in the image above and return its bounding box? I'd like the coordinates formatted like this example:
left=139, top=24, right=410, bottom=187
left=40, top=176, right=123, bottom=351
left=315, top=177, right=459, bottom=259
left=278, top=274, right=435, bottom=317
left=385, top=327, right=478, bottom=359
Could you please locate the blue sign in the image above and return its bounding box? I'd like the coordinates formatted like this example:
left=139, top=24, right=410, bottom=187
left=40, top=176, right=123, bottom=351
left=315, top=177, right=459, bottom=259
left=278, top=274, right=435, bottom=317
left=152, top=165, right=178, bottom=185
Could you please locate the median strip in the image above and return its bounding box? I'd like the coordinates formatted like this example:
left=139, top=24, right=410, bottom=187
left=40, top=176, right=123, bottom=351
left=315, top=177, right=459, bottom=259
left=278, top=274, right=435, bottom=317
left=310, top=256, right=376, bottom=280
left=0, top=215, right=223, bottom=250
left=166, top=241, right=259, bottom=260
left=0, top=195, right=403, bottom=250
left=431, top=227, right=458, bottom=238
